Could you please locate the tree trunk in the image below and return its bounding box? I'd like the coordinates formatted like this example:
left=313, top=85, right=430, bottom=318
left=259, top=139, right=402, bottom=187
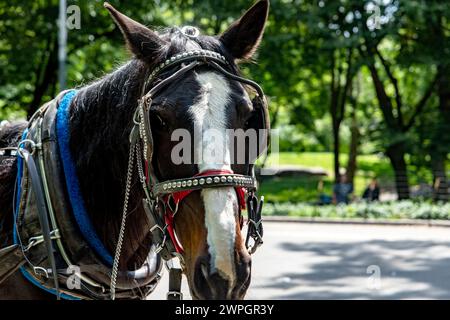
left=430, top=64, right=450, bottom=201
left=346, top=112, right=359, bottom=185
left=431, top=154, right=449, bottom=202
left=332, top=121, right=341, bottom=183
left=386, top=144, right=410, bottom=200
left=346, top=76, right=360, bottom=186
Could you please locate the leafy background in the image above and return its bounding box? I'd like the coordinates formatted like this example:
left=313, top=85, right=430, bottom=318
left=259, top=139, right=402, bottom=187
left=1, top=0, right=449, bottom=216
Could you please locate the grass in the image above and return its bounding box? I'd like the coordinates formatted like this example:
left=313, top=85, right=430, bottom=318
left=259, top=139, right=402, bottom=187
left=259, top=176, right=333, bottom=203
left=260, top=152, right=393, bottom=203
left=265, top=152, right=393, bottom=177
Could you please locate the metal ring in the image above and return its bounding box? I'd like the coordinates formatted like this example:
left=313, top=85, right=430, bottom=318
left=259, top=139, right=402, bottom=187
left=17, top=139, right=37, bottom=158
left=181, top=26, right=200, bottom=39
left=167, top=195, right=179, bottom=214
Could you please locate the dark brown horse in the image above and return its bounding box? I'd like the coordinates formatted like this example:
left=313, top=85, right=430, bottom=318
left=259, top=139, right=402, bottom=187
left=0, top=0, right=269, bottom=299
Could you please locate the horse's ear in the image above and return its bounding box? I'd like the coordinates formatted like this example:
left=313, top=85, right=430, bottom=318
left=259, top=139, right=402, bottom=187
left=104, top=2, right=166, bottom=60
left=219, top=0, right=269, bottom=60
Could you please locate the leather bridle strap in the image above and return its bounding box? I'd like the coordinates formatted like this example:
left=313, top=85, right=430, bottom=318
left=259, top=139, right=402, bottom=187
left=160, top=169, right=250, bottom=255
left=129, top=49, right=267, bottom=300
left=167, top=267, right=183, bottom=300
left=153, top=172, right=256, bottom=195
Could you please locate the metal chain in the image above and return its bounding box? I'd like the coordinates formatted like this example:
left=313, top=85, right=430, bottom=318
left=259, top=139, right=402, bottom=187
left=138, top=103, right=149, bottom=160
left=110, top=142, right=136, bottom=300
left=135, top=143, right=148, bottom=192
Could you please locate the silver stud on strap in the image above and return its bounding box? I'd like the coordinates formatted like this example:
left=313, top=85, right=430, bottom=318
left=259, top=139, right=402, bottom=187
left=145, top=49, right=229, bottom=85
left=181, top=26, right=200, bottom=38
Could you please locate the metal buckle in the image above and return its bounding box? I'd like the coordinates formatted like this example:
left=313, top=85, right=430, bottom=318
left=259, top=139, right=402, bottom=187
left=165, top=255, right=184, bottom=271
left=247, top=218, right=264, bottom=254
left=33, top=266, right=50, bottom=278
left=24, top=229, right=61, bottom=252
left=167, top=291, right=183, bottom=300
left=245, top=194, right=264, bottom=254
left=150, top=224, right=167, bottom=254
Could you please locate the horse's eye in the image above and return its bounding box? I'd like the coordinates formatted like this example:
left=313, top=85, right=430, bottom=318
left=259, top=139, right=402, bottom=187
left=156, top=114, right=166, bottom=127
left=244, top=111, right=255, bottom=128
left=151, top=112, right=168, bottom=131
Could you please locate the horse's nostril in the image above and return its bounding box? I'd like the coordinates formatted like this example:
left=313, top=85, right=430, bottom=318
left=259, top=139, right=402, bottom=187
left=193, top=260, right=215, bottom=299
left=200, top=262, right=209, bottom=280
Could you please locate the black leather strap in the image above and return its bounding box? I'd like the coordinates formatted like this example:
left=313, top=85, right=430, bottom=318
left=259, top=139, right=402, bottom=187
left=167, top=267, right=183, bottom=300
left=142, top=199, right=176, bottom=261
left=0, top=244, right=25, bottom=285
left=20, top=149, right=61, bottom=299
left=153, top=173, right=256, bottom=196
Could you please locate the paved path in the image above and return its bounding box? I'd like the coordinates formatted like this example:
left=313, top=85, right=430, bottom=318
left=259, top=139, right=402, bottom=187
left=150, top=221, right=450, bottom=299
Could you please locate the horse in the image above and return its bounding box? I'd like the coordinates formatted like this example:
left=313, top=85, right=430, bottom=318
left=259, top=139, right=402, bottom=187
left=0, top=0, right=269, bottom=300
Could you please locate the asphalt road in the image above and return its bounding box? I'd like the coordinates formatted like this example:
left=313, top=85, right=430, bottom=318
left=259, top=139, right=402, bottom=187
left=150, top=221, right=450, bottom=300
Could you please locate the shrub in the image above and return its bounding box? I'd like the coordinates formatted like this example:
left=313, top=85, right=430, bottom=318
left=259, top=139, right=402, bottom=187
left=262, top=201, right=450, bottom=220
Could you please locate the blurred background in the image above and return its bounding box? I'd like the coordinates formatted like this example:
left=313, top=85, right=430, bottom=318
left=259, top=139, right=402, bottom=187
left=1, top=0, right=448, bottom=219
left=1, top=0, right=449, bottom=299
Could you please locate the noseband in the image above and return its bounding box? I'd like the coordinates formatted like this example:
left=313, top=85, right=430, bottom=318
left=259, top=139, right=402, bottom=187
left=110, top=50, right=268, bottom=298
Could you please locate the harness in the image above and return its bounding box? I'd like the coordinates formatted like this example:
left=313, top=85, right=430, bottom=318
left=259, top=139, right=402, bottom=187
left=4, top=92, right=162, bottom=300
left=0, top=49, right=268, bottom=300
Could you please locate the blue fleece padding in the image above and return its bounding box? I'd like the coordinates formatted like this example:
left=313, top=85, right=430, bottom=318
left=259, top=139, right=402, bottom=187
left=56, top=90, right=113, bottom=266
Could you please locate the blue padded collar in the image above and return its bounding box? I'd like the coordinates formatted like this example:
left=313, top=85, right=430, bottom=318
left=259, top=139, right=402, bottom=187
left=56, top=90, right=113, bottom=266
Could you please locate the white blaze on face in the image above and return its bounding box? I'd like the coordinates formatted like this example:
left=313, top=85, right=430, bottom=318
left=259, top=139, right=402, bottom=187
left=190, top=71, right=237, bottom=283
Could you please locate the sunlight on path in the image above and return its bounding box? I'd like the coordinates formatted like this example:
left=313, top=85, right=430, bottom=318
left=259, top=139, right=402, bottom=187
left=150, top=222, right=450, bottom=300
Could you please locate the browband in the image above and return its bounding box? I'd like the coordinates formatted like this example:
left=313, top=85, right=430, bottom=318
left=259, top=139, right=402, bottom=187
left=154, top=173, right=257, bottom=195
left=144, top=49, right=229, bottom=88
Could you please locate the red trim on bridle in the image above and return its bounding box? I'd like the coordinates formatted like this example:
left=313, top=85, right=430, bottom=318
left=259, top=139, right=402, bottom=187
left=162, top=169, right=247, bottom=254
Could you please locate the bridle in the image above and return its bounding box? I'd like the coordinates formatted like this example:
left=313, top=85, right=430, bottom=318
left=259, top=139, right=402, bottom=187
left=110, top=49, right=269, bottom=299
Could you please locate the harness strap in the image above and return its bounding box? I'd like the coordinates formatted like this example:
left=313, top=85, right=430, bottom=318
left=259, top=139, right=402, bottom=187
left=19, top=149, right=61, bottom=299
left=0, top=244, right=25, bottom=285
left=161, top=169, right=247, bottom=255
left=167, top=267, right=183, bottom=300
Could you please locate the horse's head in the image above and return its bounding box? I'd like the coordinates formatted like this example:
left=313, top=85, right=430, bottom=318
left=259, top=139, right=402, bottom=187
left=105, top=1, right=269, bottom=299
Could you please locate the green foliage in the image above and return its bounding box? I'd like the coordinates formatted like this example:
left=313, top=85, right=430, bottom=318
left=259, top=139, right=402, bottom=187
left=260, top=151, right=443, bottom=203
left=260, top=176, right=333, bottom=203
left=261, top=152, right=390, bottom=203
left=0, top=0, right=448, bottom=196
left=263, top=200, right=450, bottom=220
